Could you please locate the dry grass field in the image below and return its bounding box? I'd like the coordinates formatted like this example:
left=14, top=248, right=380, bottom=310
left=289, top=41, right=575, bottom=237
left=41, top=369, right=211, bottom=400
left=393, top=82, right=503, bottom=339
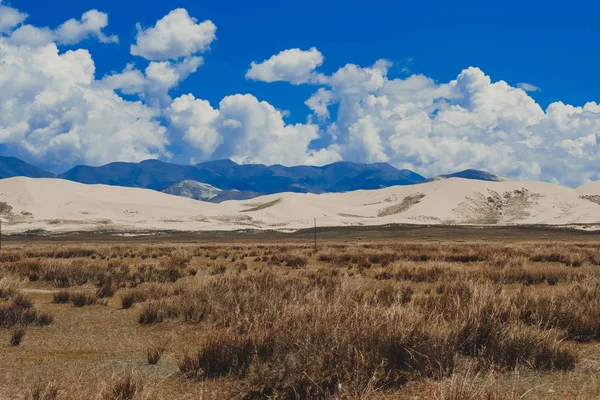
left=1, top=229, right=600, bottom=399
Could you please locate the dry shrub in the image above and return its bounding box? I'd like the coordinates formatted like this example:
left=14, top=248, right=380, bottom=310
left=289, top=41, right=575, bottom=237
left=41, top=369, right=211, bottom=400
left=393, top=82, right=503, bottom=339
left=138, top=301, right=170, bottom=324
left=393, top=262, right=447, bottom=283
left=486, top=267, right=570, bottom=286
left=0, top=292, right=52, bottom=328
left=37, top=312, right=53, bottom=325
left=318, top=248, right=369, bottom=266
left=430, top=366, right=526, bottom=400
left=367, top=251, right=400, bottom=266
left=147, top=345, right=164, bottom=365
left=371, top=282, right=414, bottom=306
left=46, top=247, right=96, bottom=259
left=236, top=262, right=249, bottom=273
left=269, top=251, right=309, bottom=268
left=210, top=263, right=227, bottom=275
left=482, top=325, right=575, bottom=370
left=487, top=253, right=527, bottom=269
left=164, top=249, right=192, bottom=269
left=131, top=265, right=182, bottom=284
left=0, top=251, right=24, bottom=263
left=375, top=271, right=393, bottom=280
left=121, top=295, right=136, bottom=310
left=52, top=291, right=70, bottom=304
left=0, top=277, right=19, bottom=299
left=125, top=282, right=174, bottom=303
left=9, top=327, right=26, bottom=346
left=104, top=374, right=143, bottom=400
left=71, top=292, right=102, bottom=308
left=26, top=381, right=59, bottom=400
left=96, top=284, right=116, bottom=298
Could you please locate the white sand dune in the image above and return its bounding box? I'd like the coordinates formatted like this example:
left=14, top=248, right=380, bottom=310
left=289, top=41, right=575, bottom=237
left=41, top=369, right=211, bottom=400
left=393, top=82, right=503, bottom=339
left=1, top=177, right=600, bottom=233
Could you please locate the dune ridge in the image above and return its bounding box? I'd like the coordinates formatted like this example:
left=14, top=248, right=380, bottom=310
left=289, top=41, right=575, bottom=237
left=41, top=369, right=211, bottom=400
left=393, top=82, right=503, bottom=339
left=1, top=177, right=600, bottom=233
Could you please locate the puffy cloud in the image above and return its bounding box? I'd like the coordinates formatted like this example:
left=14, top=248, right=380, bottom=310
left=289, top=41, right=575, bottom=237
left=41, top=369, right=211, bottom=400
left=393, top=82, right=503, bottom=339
left=347, top=117, right=389, bottom=163
left=131, top=9, right=216, bottom=61
left=246, top=47, right=326, bottom=84
left=0, top=0, right=27, bottom=33
left=167, top=94, right=221, bottom=156
left=54, top=10, right=118, bottom=45
left=517, top=82, right=541, bottom=92
left=169, top=93, right=341, bottom=165
left=0, top=37, right=168, bottom=167
left=329, top=59, right=390, bottom=94
left=8, top=10, right=117, bottom=46
left=100, top=57, right=203, bottom=106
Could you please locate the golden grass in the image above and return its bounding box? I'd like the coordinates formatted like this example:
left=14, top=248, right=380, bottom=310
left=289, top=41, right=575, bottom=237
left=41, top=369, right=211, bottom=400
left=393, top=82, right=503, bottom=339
left=0, top=239, right=599, bottom=398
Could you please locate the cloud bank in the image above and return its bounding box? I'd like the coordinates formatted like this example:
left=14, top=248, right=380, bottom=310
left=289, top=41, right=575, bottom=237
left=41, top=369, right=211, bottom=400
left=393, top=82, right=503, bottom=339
left=0, top=5, right=599, bottom=186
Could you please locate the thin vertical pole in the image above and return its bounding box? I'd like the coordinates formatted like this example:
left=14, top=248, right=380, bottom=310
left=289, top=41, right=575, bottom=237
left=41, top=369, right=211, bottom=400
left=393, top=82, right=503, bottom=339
left=0, top=220, right=2, bottom=250
left=313, top=217, right=317, bottom=251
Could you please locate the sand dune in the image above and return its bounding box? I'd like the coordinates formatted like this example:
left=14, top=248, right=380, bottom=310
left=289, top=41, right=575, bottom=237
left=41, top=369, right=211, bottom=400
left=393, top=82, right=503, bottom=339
left=1, top=177, right=600, bottom=233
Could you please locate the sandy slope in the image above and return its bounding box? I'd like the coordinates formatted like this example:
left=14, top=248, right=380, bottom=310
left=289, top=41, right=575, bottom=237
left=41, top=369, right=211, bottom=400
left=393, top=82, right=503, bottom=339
left=1, top=177, right=600, bottom=233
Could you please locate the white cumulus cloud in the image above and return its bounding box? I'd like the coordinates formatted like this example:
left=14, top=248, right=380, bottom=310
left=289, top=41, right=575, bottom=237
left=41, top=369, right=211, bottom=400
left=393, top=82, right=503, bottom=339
left=54, top=9, right=118, bottom=45
left=131, top=8, right=216, bottom=61
left=100, top=57, right=204, bottom=107
left=246, top=47, right=326, bottom=84
left=8, top=10, right=117, bottom=46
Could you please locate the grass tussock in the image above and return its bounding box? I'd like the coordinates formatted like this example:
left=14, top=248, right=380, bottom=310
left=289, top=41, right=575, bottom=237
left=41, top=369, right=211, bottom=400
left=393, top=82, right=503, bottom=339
left=0, top=290, right=53, bottom=328
left=26, top=381, right=59, bottom=400
left=430, top=366, right=527, bottom=400
left=146, top=344, right=165, bottom=365
left=9, top=327, right=26, bottom=346
left=104, top=374, right=143, bottom=400
left=71, top=292, right=105, bottom=308
left=52, top=290, right=70, bottom=304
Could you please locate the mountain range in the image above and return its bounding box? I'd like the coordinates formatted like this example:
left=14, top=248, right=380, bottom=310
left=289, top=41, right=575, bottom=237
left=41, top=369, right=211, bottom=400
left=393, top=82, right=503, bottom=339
left=0, top=156, right=506, bottom=202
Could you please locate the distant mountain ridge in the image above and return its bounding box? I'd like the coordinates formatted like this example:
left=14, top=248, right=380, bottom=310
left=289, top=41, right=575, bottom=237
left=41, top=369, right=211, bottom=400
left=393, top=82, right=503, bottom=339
left=0, top=156, right=507, bottom=202
left=58, top=159, right=427, bottom=194
left=0, top=156, right=55, bottom=179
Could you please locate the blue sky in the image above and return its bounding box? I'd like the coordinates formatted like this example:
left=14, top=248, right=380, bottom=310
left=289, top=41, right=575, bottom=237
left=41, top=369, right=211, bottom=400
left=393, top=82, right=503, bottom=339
left=1, top=0, right=600, bottom=185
